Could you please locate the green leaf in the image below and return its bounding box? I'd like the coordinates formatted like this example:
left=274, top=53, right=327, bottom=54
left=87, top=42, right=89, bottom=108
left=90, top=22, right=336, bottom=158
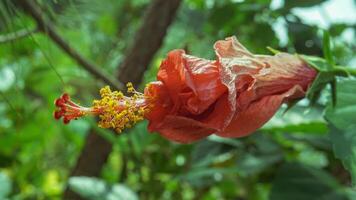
left=270, top=163, right=349, bottom=200
left=283, top=0, right=326, bottom=10
left=69, top=176, right=107, bottom=198
left=306, top=72, right=334, bottom=104
left=302, top=55, right=349, bottom=105
left=301, top=55, right=329, bottom=71
left=237, top=152, right=283, bottom=176
left=325, top=79, right=356, bottom=130
left=0, top=172, right=12, bottom=199
left=0, top=67, right=15, bottom=92
left=301, top=55, right=348, bottom=75
left=330, top=78, right=337, bottom=107
left=325, top=79, right=356, bottom=184
left=207, top=135, right=242, bottom=148
left=329, top=23, right=349, bottom=36
left=322, top=30, right=334, bottom=65
left=328, top=126, right=356, bottom=183
left=68, top=177, right=138, bottom=200
left=176, top=167, right=240, bottom=187
left=265, top=121, right=328, bottom=135
left=109, top=185, right=138, bottom=200
left=282, top=98, right=300, bottom=115
left=266, top=46, right=281, bottom=55
left=264, top=105, right=328, bottom=134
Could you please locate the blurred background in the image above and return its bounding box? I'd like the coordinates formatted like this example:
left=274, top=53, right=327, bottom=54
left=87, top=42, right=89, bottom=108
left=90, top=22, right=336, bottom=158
left=0, top=0, right=355, bottom=199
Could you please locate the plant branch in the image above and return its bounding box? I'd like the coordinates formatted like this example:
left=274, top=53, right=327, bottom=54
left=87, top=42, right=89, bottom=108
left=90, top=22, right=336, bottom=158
left=117, top=0, right=182, bottom=86
left=18, top=0, right=124, bottom=91
left=0, top=27, right=38, bottom=44
left=62, top=0, right=181, bottom=199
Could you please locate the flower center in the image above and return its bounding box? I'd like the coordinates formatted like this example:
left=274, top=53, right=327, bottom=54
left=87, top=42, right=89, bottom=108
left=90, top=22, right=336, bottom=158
left=54, top=82, right=152, bottom=133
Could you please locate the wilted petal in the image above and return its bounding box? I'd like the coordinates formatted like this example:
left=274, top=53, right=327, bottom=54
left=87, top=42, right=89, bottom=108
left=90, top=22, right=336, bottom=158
left=182, top=54, right=226, bottom=113
left=214, top=36, right=266, bottom=128
left=157, top=50, right=186, bottom=108
left=147, top=36, right=317, bottom=142
left=144, top=81, right=171, bottom=132
left=218, top=85, right=305, bottom=137
left=157, top=50, right=226, bottom=115
left=254, top=53, right=317, bottom=99
left=147, top=49, right=229, bottom=138
left=155, top=115, right=216, bottom=143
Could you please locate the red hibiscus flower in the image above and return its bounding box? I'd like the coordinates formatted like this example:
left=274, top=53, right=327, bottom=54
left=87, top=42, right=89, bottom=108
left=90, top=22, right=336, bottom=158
left=54, top=37, right=317, bottom=143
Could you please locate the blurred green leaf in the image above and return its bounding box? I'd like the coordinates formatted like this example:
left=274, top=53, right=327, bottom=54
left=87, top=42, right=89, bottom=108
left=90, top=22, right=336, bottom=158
left=176, top=167, right=239, bottom=187
left=329, top=24, right=349, bottom=36
left=283, top=0, right=326, bottom=10
left=0, top=66, right=15, bottom=92
left=208, top=135, right=242, bottom=148
left=325, top=79, right=356, bottom=129
left=264, top=105, right=327, bottom=134
left=237, top=153, right=282, bottom=176
left=191, top=140, right=227, bottom=168
left=0, top=172, right=12, bottom=199
left=302, top=55, right=331, bottom=71
left=302, top=55, right=348, bottom=75
left=322, top=30, right=334, bottom=65
left=69, top=177, right=138, bottom=200
left=322, top=30, right=337, bottom=106
left=307, top=72, right=334, bottom=105
left=270, top=163, right=349, bottom=200
left=266, top=46, right=281, bottom=55
left=297, top=147, right=329, bottom=168
left=325, top=79, right=356, bottom=184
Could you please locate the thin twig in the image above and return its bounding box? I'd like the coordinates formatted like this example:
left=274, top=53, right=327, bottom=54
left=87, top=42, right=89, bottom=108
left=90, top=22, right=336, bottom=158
left=0, top=27, right=38, bottom=44
left=18, top=0, right=124, bottom=91
left=0, top=91, right=22, bottom=119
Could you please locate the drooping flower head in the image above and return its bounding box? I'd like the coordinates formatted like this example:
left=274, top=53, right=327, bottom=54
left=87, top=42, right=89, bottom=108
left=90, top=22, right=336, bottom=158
left=54, top=37, right=317, bottom=143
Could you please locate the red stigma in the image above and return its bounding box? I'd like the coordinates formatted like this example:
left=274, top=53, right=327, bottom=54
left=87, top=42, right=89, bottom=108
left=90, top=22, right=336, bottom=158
left=61, top=93, right=70, bottom=101
left=55, top=98, right=64, bottom=107
left=53, top=110, right=62, bottom=120
left=63, top=117, right=70, bottom=124
left=53, top=93, right=91, bottom=124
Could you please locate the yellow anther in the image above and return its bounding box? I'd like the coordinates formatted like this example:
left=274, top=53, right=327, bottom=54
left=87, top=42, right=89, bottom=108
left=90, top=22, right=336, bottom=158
left=126, top=82, right=136, bottom=94
left=92, top=85, right=150, bottom=133
left=126, top=82, right=133, bottom=88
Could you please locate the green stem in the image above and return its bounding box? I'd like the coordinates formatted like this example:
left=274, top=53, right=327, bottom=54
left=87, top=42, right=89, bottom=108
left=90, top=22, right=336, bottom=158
left=334, top=66, right=356, bottom=77
left=346, top=68, right=356, bottom=76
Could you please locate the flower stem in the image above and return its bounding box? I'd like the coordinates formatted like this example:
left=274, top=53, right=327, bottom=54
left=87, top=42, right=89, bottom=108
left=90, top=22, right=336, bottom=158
left=334, top=66, right=356, bottom=77
left=346, top=68, right=356, bottom=77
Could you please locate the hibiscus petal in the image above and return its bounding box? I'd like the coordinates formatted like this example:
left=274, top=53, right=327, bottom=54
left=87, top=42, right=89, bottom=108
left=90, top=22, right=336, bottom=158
left=218, top=85, right=304, bottom=138
left=145, top=37, right=317, bottom=143
left=156, top=115, right=216, bottom=143
left=254, top=53, right=317, bottom=99
left=182, top=54, right=226, bottom=113
left=157, top=49, right=226, bottom=114
left=214, top=36, right=253, bottom=58
left=214, top=36, right=265, bottom=128
left=144, top=81, right=171, bottom=131
left=157, top=50, right=186, bottom=106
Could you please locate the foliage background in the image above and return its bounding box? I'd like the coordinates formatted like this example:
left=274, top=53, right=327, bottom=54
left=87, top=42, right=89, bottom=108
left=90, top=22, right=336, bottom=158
left=0, top=0, right=355, bottom=199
